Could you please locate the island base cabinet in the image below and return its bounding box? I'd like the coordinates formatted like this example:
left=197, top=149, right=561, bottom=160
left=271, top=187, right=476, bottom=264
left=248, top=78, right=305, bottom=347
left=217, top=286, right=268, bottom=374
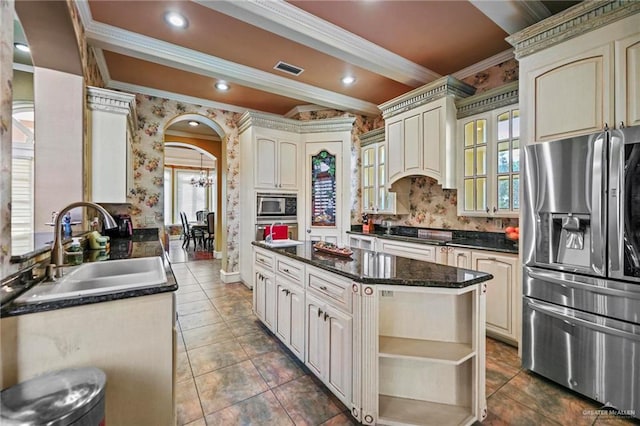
left=305, top=293, right=353, bottom=407
left=254, top=267, right=276, bottom=331
left=367, top=285, right=486, bottom=426
left=275, top=279, right=305, bottom=361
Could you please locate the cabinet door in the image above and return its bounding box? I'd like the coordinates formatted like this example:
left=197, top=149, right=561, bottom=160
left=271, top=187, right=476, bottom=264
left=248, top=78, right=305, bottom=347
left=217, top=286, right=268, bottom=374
left=448, top=248, right=472, bottom=269
left=275, top=283, right=291, bottom=343
left=472, top=252, right=518, bottom=342
left=263, top=271, right=276, bottom=331
left=256, top=137, right=277, bottom=188
left=387, top=120, right=403, bottom=181
left=422, top=106, right=442, bottom=177
left=404, top=113, right=421, bottom=173
left=305, top=296, right=325, bottom=377
left=289, top=287, right=305, bottom=361
left=531, top=44, right=613, bottom=142
left=325, top=306, right=352, bottom=403
left=362, top=145, right=376, bottom=212
left=253, top=269, right=266, bottom=322
left=615, top=33, right=640, bottom=127
left=278, top=140, right=298, bottom=189
left=459, top=116, right=488, bottom=215
left=494, top=108, right=520, bottom=215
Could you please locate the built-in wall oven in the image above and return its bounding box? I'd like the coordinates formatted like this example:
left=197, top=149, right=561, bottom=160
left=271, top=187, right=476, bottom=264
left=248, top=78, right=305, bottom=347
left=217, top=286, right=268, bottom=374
left=522, top=125, right=640, bottom=418
left=255, top=192, right=298, bottom=241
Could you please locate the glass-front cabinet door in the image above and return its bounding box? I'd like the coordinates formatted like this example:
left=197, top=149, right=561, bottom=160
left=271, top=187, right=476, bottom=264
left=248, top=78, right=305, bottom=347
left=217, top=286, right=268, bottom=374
left=458, top=105, right=520, bottom=218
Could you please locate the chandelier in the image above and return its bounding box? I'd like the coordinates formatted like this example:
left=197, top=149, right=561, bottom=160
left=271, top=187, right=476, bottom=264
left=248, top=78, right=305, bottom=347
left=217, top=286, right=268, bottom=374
left=191, top=154, right=214, bottom=187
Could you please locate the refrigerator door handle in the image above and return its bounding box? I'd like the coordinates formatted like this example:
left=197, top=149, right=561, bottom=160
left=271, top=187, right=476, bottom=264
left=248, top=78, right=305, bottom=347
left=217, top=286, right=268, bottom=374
left=528, top=269, right=640, bottom=300
left=591, top=133, right=606, bottom=275
left=609, top=130, right=623, bottom=274
left=525, top=298, right=640, bottom=342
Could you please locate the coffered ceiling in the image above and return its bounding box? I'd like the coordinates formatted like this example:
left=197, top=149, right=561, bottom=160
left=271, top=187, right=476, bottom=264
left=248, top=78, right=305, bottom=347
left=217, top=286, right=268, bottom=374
left=18, top=0, right=580, bottom=117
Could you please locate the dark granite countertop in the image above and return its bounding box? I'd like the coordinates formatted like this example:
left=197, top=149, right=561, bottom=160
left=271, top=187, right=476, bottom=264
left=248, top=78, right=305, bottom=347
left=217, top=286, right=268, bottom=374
left=253, top=241, right=492, bottom=288
left=348, top=226, right=519, bottom=254
left=1, top=229, right=178, bottom=318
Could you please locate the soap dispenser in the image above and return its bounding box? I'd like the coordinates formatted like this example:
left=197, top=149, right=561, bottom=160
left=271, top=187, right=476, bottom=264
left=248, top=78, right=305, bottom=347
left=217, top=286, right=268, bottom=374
left=65, top=237, right=83, bottom=266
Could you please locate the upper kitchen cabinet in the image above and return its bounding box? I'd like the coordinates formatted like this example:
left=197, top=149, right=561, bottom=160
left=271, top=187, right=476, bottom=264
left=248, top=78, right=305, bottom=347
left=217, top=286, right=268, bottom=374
left=360, top=128, right=409, bottom=215
left=508, top=1, right=640, bottom=143
left=87, top=87, right=137, bottom=203
left=456, top=83, right=520, bottom=218
left=378, top=76, right=475, bottom=189
left=255, top=136, right=299, bottom=190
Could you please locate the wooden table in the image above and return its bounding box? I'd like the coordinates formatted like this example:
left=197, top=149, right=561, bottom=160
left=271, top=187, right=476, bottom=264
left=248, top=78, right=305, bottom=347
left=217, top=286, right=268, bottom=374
left=189, top=222, right=209, bottom=250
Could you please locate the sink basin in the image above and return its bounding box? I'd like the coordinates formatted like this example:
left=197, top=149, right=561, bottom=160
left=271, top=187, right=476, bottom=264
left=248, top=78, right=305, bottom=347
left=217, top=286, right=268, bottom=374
left=14, top=257, right=167, bottom=304
left=262, top=239, right=304, bottom=248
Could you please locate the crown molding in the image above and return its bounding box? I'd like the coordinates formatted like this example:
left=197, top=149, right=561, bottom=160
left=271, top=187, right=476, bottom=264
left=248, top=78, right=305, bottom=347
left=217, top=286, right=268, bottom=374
left=507, top=0, right=640, bottom=59
left=87, top=86, right=138, bottom=131
left=455, top=81, right=519, bottom=119
left=196, top=0, right=440, bottom=87
left=78, top=15, right=378, bottom=116
left=359, top=128, right=385, bottom=147
left=91, top=47, right=111, bottom=85
left=238, top=111, right=355, bottom=134
left=378, top=76, right=476, bottom=119
left=452, top=49, right=514, bottom=80
left=107, top=80, right=250, bottom=115
left=165, top=130, right=220, bottom=142
left=284, top=104, right=333, bottom=118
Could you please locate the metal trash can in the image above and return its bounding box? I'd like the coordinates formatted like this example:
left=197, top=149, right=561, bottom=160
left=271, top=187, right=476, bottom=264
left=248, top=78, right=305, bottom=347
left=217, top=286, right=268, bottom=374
left=0, top=367, right=106, bottom=425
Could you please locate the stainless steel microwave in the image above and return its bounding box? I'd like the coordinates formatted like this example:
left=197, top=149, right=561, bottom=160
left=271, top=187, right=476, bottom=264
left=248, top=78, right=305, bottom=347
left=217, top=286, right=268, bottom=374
left=256, top=193, right=297, bottom=219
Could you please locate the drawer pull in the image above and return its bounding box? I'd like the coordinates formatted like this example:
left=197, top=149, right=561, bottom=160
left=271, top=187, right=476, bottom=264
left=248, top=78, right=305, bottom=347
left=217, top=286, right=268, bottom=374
left=323, top=312, right=329, bottom=321
left=317, top=308, right=323, bottom=317
left=319, top=285, right=328, bottom=291
left=283, top=268, right=290, bottom=273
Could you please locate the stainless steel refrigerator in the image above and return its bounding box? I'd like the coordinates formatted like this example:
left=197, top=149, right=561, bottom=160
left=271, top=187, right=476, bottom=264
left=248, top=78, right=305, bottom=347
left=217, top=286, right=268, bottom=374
left=522, top=125, right=640, bottom=417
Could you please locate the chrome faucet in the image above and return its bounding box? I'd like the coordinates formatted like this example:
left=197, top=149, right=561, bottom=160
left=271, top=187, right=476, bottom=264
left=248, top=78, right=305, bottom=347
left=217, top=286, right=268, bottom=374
left=49, top=201, right=118, bottom=279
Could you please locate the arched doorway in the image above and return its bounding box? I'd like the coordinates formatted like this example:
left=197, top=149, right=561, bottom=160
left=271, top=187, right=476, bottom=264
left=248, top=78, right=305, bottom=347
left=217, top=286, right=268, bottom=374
left=164, top=114, right=224, bottom=257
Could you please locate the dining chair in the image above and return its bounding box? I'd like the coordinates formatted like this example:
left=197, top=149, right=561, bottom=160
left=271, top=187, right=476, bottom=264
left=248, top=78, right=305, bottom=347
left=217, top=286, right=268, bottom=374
left=184, top=212, right=205, bottom=250
left=205, top=212, right=215, bottom=250
left=195, top=210, right=207, bottom=222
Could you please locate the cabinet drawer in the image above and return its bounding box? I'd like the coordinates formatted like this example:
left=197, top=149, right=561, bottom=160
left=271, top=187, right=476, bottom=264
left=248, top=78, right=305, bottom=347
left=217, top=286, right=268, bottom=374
left=306, top=266, right=352, bottom=313
left=379, top=240, right=437, bottom=263
left=276, top=258, right=304, bottom=285
left=254, top=249, right=275, bottom=270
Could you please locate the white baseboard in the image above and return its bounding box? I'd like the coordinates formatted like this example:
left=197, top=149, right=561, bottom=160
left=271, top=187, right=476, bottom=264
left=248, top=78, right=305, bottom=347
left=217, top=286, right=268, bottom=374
left=214, top=251, right=222, bottom=259
left=219, top=269, right=241, bottom=283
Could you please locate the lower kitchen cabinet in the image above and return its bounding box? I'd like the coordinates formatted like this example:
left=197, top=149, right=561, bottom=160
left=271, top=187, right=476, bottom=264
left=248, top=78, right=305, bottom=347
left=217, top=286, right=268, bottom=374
left=275, top=277, right=305, bottom=361
left=253, top=265, right=276, bottom=331
left=378, top=239, right=445, bottom=264
left=446, top=247, right=472, bottom=268
left=305, top=292, right=353, bottom=404
left=471, top=251, right=520, bottom=345
left=348, top=234, right=377, bottom=251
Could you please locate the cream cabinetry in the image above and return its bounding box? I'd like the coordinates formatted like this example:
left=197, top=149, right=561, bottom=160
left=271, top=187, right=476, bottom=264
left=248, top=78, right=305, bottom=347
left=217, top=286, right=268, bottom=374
left=348, top=233, right=376, bottom=251
left=253, top=248, right=276, bottom=330
left=378, top=239, right=447, bottom=265
left=255, top=136, right=299, bottom=190
left=379, top=76, right=475, bottom=189
left=359, top=284, right=486, bottom=425
left=456, top=84, right=520, bottom=218
left=274, top=257, right=305, bottom=361
left=446, top=247, right=473, bottom=269
left=87, top=87, right=136, bottom=203
left=508, top=3, right=640, bottom=143
left=470, top=251, right=520, bottom=345
left=361, top=129, right=409, bottom=215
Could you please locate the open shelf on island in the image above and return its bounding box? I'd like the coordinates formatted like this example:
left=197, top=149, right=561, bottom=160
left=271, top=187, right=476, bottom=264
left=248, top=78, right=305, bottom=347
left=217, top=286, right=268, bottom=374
left=379, top=336, right=474, bottom=365
left=378, top=395, right=474, bottom=426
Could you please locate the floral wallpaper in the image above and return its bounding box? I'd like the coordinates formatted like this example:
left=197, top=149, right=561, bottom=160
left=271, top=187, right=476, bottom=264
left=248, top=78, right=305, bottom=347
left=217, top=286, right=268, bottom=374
left=462, top=58, right=519, bottom=94
left=1, top=0, right=15, bottom=279
left=131, top=95, right=242, bottom=272
left=66, top=0, right=104, bottom=88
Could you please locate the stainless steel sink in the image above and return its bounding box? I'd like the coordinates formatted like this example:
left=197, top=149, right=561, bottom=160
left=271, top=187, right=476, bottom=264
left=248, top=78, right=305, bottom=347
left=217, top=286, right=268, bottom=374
left=14, top=257, right=167, bottom=303
left=262, top=239, right=304, bottom=248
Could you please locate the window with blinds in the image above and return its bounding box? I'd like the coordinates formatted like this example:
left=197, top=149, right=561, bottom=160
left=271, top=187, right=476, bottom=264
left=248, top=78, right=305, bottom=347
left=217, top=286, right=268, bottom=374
left=12, top=108, right=35, bottom=254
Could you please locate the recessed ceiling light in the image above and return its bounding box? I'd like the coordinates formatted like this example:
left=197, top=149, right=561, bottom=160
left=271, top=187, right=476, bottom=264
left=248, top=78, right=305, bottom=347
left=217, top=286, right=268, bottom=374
left=188, top=121, right=199, bottom=127
left=342, top=76, right=356, bottom=85
left=14, top=43, right=30, bottom=53
left=164, top=12, right=188, bottom=29
left=215, top=81, right=229, bottom=91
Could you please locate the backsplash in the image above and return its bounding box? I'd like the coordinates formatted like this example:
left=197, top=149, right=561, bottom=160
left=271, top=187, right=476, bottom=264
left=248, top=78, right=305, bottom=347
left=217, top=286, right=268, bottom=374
left=378, top=176, right=518, bottom=232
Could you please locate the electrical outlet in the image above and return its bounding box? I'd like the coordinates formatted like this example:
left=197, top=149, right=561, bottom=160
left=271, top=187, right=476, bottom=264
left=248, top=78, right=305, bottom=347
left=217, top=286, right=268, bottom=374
left=145, top=216, right=155, bottom=225
left=494, top=219, right=503, bottom=229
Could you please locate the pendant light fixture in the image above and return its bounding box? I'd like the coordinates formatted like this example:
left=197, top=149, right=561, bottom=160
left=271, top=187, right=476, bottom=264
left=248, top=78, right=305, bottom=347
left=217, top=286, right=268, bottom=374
left=191, top=153, right=214, bottom=188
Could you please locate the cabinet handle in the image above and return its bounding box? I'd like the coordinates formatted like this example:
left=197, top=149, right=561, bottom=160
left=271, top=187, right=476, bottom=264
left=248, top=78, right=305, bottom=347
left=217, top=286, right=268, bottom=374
left=323, top=312, right=329, bottom=321
left=620, top=121, right=625, bottom=129
left=319, top=285, right=328, bottom=291
left=493, top=207, right=497, bottom=213
left=283, top=268, right=290, bottom=273
left=485, top=207, right=490, bottom=213
left=285, top=289, right=290, bottom=296
left=317, top=308, right=323, bottom=317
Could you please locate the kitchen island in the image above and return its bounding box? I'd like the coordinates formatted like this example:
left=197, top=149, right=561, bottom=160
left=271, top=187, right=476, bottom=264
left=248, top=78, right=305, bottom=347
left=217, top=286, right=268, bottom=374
left=0, top=230, right=177, bottom=426
left=252, top=241, right=492, bottom=425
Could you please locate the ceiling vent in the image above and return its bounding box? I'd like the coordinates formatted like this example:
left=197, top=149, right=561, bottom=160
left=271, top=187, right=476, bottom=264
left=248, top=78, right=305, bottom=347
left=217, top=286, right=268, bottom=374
left=274, top=61, right=304, bottom=76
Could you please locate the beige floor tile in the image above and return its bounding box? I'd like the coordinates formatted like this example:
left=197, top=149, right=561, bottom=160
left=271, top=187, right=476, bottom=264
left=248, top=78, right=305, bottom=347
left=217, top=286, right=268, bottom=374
left=236, top=331, right=282, bottom=358
left=251, top=350, right=305, bottom=388
left=177, top=300, right=215, bottom=316
left=225, top=316, right=266, bottom=338
left=176, top=379, right=204, bottom=425
left=176, top=351, right=194, bottom=383
left=204, top=391, right=293, bottom=426
left=183, top=322, right=235, bottom=350
left=319, top=412, right=359, bottom=426
left=272, top=375, right=343, bottom=425
left=195, top=360, right=269, bottom=415
left=176, top=284, right=202, bottom=295
left=179, top=309, right=224, bottom=331
left=188, top=339, right=249, bottom=376
left=177, top=290, right=209, bottom=304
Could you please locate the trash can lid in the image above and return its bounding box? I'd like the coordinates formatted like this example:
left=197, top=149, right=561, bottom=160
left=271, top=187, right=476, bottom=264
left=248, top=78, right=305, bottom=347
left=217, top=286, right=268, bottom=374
left=0, top=367, right=106, bottom=426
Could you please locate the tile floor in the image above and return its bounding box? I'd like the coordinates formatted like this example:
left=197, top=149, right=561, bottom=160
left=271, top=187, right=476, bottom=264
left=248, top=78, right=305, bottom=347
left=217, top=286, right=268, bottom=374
left=167, top=241, right=639, bottom=426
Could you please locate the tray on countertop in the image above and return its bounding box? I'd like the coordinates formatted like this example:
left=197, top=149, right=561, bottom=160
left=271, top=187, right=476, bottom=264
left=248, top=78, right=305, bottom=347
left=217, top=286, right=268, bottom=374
left=313, top=243, right=353, bottom=258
